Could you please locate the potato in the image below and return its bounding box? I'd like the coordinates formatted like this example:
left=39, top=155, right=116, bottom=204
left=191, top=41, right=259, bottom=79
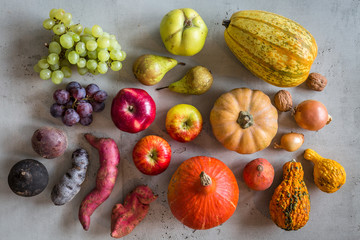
left=31, top=127, right=68, bottom=159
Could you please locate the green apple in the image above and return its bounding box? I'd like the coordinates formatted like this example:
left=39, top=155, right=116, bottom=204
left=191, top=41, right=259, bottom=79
left=165, top=104, right=203, bottom=142
left=160, top=8, right=208, bottom=56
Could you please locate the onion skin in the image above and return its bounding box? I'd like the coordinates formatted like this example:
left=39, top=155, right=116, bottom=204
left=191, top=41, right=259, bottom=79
left=274, top=133, right=304, bottom=152
left=294, top=100, right=331, bottom=131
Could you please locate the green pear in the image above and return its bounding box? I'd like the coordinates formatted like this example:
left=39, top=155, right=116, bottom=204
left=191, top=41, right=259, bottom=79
left=133, top=54, right=178, bottom=86
left=157, top=66, right=213, bottom=95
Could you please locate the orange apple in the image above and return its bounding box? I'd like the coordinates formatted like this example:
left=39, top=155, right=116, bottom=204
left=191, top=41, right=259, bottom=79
left=243, top=158, right=274, bottom=191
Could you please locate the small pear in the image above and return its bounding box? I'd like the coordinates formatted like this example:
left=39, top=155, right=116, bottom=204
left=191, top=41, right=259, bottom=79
left=157, top=66, right=213, bottom=95
left=133, top=54, right=178, bottom=86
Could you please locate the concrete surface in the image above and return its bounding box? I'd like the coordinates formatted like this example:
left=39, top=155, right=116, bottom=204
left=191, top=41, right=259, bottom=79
left=0, top=0, right=359, bottom=239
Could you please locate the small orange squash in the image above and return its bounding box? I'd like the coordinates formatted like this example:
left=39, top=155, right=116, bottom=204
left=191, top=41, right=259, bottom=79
left=269, top=159, right=310, bottom=231
left=210, top=88, right=278, bottom=154
left=167, top=156, right=239, bottom=230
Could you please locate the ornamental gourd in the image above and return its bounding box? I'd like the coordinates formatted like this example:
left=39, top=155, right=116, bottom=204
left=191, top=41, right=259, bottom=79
left=167, top=156, right=239, bottom=230
left=210, top=88, right=278, bottom=154
left=223, top=10, right=318, bottom=87
left=269, top=159, right=310, bottom=231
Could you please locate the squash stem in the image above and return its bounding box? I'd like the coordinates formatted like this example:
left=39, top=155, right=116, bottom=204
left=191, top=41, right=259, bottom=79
left=222, top=20, right=231, bottom=28
left=237, top=111, right=254, bottom=129
left=200, top=171, right=212, bottom=186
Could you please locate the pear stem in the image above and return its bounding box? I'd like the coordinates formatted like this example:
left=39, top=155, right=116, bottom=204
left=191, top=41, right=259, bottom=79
left=155, top=86, right=169, bottom=91
left=177, top=62, right=186, bottom=66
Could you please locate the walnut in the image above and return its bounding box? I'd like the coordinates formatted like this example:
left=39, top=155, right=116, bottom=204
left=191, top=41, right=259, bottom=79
left=306, top=72, right=327, bottom=91
left=274, top=90, right=292, bottom=112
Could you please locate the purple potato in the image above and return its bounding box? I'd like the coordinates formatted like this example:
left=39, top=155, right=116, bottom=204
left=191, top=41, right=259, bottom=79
left=31, top=127, right=68, bottom=159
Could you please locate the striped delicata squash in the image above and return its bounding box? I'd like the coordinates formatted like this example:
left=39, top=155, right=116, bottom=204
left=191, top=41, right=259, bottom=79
left=223, top=10, right=318, bottom=87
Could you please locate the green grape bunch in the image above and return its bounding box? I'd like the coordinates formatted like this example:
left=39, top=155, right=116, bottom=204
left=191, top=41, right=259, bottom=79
left=34, top=8, right=126, bottom=84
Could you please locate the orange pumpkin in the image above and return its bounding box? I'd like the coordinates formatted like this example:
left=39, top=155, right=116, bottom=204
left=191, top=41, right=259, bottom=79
left=167, top=156, right=239, bottom=230
left=210, top=88, right=278, bottom=154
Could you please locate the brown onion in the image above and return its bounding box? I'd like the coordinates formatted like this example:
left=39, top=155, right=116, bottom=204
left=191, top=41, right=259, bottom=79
left=274, top=133, right=304, bottom=152
left=294, top=100, right=331, bottom=131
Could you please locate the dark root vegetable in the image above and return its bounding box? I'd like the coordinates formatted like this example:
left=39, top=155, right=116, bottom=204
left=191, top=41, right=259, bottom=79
left=31, top=127, right=68, bottom=159
left=8, top=159, right=49, bottom=197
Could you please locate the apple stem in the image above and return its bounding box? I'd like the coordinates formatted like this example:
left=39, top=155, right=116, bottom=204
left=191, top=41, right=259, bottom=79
left=155, top=86, right=169, bottom=91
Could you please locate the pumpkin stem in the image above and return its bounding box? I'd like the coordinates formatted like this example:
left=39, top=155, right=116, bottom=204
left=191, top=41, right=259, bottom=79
left=200, top=171, right=212, bottom=186
left=222, top=20, right=231, bottom=28
left=237, top=111, right=254, bottom=129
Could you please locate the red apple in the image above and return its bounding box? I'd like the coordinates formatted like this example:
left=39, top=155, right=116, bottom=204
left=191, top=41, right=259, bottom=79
left=165, top=104, right=203, bottom=142
left=132, top=135, right=171, bottom=175
left=111, top=88, right=156, bottom=133
left=243, top=158, right=274, bottom=191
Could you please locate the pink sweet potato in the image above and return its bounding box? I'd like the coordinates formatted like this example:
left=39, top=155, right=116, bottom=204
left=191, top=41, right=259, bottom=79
left=79, top=133, right=120, bottom=231
left=111, top=185, right=157, bottom=238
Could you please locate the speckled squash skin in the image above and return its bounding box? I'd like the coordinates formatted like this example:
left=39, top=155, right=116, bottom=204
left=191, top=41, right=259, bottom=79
left=304, top=149, right=346, bottom=193
left=210, top=88, right=278, bottom=154
left=269, top=160, right=310, bottom=231
left=223, top=10, right=318, bottom=87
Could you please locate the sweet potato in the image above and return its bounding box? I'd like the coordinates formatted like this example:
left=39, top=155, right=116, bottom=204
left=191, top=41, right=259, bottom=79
left=51, top=149, right=89, bottom=205
left=79, top=133, right=120, bottom=231
left=111, top=185, right=157, bottom=238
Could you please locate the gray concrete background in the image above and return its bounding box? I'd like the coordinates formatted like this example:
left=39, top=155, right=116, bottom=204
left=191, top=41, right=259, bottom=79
left=0, top=0, right=359, bottom=239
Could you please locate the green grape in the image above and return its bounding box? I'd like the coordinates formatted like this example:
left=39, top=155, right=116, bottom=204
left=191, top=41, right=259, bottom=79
left=97, top=62, right=108, bottom=74
left=52, top=34, right=60, bottom=43
left=33, top=64, right=41, bottom=73
left=43, top=18, right=55, bottom=30
left=86, top=40, right=97, bottom=51
left=91, top=25, right=103, bottom=38
left=102, top=32, right=110, bottom=39
left=53, top=24, right=66, bottom=35
left=62, top=12, right=72, bottom=25
left=118, top=51, right=126, bottom=61
left=75, top=42, right=85, bottom=54
left=84, top=27, right=92, bottom=35
left=89, top=69, right=99, bottom=75
left=72, top=33, right=80, bottom=42
left=97, top=36, right=110, bottom=48
left=60, top=34, right=74, bottom=49
left=50, top=63, right=60, bottom=71
left=51, top=70, right=64, bottom=84
left=77, top=67, right=88, bottom=75
left=61, top=66, right=72, bottom=78
left=64, top=48, right=74, bottom=59
left=54, top=9, right=65, bottom=20
left=111, top=61, right=122, bottom=71
left=109, top=39, right=121, bottom=51
left=68, top=51, right=80, bottom=64
left=80, top=34, right=95, bottom=43
left=110, top=49, right=124, bottom=61
left=77, top=58, right=86, bottom=68
left=47, top=53, right=59, bottom=65
left=79, top=50, right=87, bottom=57
left=109, top=34, right=116, bottom=40
left=69, top=24, right=83, bottom=35
left=49, top=8, right=57, bottom=19
left=98, top=50, right=110, bottom=62
left=60, top=59, right=71, bottom=67
left=38, top=59, right=49, bottom=69
left=49, top=41, right=61, bottom=54
left=87, top=50, right=97, bottom=59
left=86, top=59, right=97, bottom=70
left=40, top=69, right=52, bottom=80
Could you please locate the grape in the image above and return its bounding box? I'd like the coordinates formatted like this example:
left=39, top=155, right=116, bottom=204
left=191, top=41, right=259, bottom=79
left=50, top=103, right=65, bottom=117
left=84, top=27, right=92, bottom=35
left=80, top=115, right=93, bottom=126
left=102, top=32, right=110, bottom=38
left=87, top=50, right=97, bottom=59
left=97, top=62, right=108, bottom=74
left=60, top=59, right=71, bottom=67
left=65, top=99, right=74, bottom=109
left=111, top=61, right=122, bottom=71
left=68, top=51, right=79, bottom=64
left=43, top=18, right=55, bottom=30
left=54, top=9, right=65, bottom=20
left=110, top=49, right=123, bottom=61
left=62, top=109, right=80, bottom=126
left=109, top=39, right=121, bottom=51
left=86, top=40, right=97, bottom=51
left=109, top=34, right=116, bottom=40
left=53, top=89, right=70, bottom=104
left=79, top=50, right=87, bottom=57
left=85, top=84, right=100, bottom=97
left=38, top=59, right=49, bottom=69
left=49, top=41, right=61, bottom=54
left=98, top=50, right=110, bottom=62
left=66, top=81, right=81, bottom=92
left=75, top=42, right=86, bottom=54
left=50, top=63, right=60, bottom=71
left=78, top=67, right=88, bottom=75
left=51, top=70, right=64, bottom=84
left=93, top=90, right=108, bottom=102
left=71, top=87, right=86, bottom=100
left=72, top=33, right=80, bottom=42
left=76, top=102, right=93, bottom=117
left=86, top=60, right=97, bottom=70
left=40, top=69, right=52, bottom=80
left=89, top=69, right=99, bottom=75
left=69, top=24, right=83, bottom=35
left=53, top=24, right=66, bottom=35
left=49, top=8, right=58, bottom=19
left=91, top=25, right=103, bottom=37
left=91, top=101, right=105, bottom=112
left=62, top=12, right=72, bottom=25
left=97, top=36, right=110, bottom=48
left=61, top=66, right=72, bottom=78
left=47, top=53, right=59, bottom=65
left=33, top=64, right=41, bottom=73
left=77, top=58, right=86, bottom=68
left=60, top=34, right=74, bottom=49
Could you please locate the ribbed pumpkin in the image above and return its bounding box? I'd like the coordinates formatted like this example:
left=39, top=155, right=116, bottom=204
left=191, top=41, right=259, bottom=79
left=269, top=159, right=310, bottom=231
left=167, top=156, right=239, bottom=230
left=223, top=10, right=318, bottom=87
left=210, top=88, right=278, bottom=154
